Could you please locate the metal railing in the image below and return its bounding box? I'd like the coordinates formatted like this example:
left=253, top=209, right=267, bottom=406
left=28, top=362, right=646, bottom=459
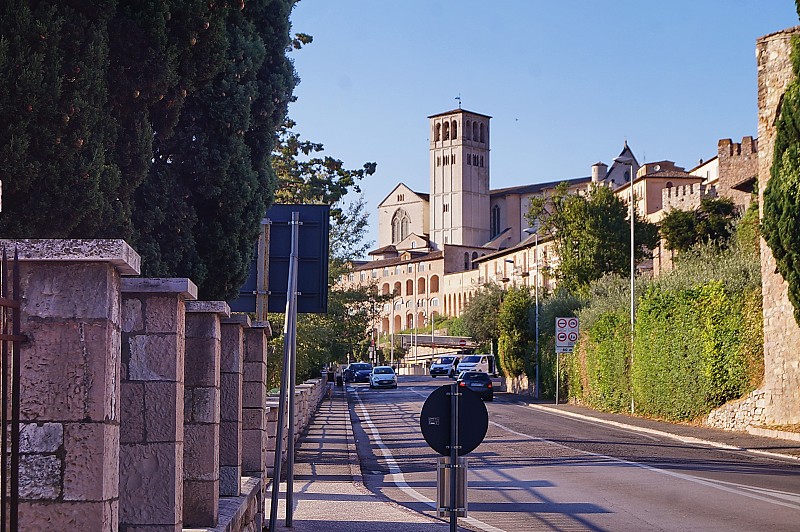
left=1, top=248, right=24, bottom=532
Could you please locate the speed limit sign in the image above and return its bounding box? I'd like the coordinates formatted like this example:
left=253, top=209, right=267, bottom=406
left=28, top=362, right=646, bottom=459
left=556, top=317, right=579, bottom=353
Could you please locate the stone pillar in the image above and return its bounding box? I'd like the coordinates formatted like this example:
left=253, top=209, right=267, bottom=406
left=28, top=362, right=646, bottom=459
left=757, top=27, right=800, bottom=424
left=119, top=278, right=197, bottom=531
left=1, top=239, right=140, bottom=531
left=219, top=314, right=249, bottom=497
left=241, top=323, right=270, bottom=477
left=183, top=301, right=230, bottom=527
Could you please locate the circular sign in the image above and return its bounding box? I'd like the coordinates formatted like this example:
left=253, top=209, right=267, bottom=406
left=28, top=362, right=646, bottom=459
left=458, top=339, right=467, bottom=346
left=557, top=318, right=568, bottom=328
left=419, top=384, right=488, bottom=456
left=567, top=332, right=578, bottom=342
left=568, top=318, right=578, bottom=329
left=557, top=332, right=567, bottom=342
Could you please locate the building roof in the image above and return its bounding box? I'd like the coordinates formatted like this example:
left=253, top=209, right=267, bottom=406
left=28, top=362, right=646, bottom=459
left=474, top=230, right=554, bottom=264
left=368, top=245, right=397, bottom=256
left=377, top=183, right=430, bottom=208
left=490, top=176, right=591, bottom=197
left=427, top=108, right=493, bottom=119
left=352, top=250, right=444, bottom=272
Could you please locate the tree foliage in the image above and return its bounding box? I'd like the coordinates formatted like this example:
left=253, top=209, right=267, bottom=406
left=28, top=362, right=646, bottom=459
left=497, top=286, right=534, bottom=377
left=460, top=284, right=504, bottom=345
left=527, top=183, right=659, bottom=293
left=762, top=18, right=800, bottom=326
left=660, top=197, right=737, bottom=253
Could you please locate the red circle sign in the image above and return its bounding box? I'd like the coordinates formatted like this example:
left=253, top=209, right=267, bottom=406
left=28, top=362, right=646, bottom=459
left=568, top=332, right=578, bottom=342
left=459, top=340, right=466, bottom=346
left=568, top=318, right=578, bottom=329
left=557, top=318, right=568, bottom=328
left=557, top=332, right=567, bottom=342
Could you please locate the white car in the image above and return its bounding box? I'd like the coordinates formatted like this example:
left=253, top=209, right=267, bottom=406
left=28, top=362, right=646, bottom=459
left=456, top=354, right=490, bottom=374
left=369, top=366, right=398, bottom=389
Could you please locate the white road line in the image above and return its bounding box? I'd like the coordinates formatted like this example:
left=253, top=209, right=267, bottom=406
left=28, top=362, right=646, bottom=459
left=489, top=419, right=800, bottom=511
left=352, top=388, right=507, bottom=532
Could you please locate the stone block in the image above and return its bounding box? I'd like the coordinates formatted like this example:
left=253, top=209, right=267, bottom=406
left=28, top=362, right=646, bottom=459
left=63, top=422, right=118, bottom=502
left=244, top=328, right=268, bottom=363
left=119, top=442, right=182, bottom=526
left=19, top=500, right=117, bottom=531
left=220, top=324, right=245, bottom=374
left=189, top=386, right=219, bottom=424
left=20, top=263, right=119, bottom=320
left=122, top=297, right=144, bottom=333
left=144, top=295, right=184, bottom=334
left=220, top=373, right=242, bottom=422
left=19, top=454, right=61, bottom=499
left=242, top=409, right=264, bottom=430
left=145, top=381, right=183, bottom=443
left=184, top=424, right=219, bottom=481
left=121, top=381, right=145, bottom=444
left=219, top=420, right=241, bottom=466
left=128, top=334, right=182, bottom=382
left=242, top=381, right=266, bottom=409
left=219, top=465, right=241, bottom=497
left=243, top=361, right=266, bottom=383
left=185, top=337, right=220, bottom=387
left=183, top=480, right=219, bottom=527
left=241, top=429, right=266, bottom=473
left=20, top=422, right=63, bottom=453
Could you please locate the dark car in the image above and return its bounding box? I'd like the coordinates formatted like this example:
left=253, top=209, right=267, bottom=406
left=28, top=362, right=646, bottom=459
left=344, top=362, right=373, bottom=383
left=456, top=371, right=493, bottom=401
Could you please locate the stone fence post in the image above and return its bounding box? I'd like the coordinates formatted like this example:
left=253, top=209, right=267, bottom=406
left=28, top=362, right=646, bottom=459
left=119, top=278, right=197, bottom=531
left=183, top=301, right=230, bottom=527
left=1, top=239, right=140, bottom=531
left=219, top=314, right=249, bottom=497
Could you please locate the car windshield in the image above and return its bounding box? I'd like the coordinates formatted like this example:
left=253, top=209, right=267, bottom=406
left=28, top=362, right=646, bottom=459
left=435, top=356, right=455, bottom=365
left=463, top=372, right=490, bottom=381
left=373, top=367, right=394, bottom=375
left=350, top=363, right=372, bottom=371
left=461, top=356, right=481, bottom=363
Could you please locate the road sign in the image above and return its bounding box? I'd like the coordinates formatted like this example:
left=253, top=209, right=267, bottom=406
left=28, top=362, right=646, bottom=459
left=556, top=316, right=579, bottom=353
left=420, top=385, right=488, bottom=456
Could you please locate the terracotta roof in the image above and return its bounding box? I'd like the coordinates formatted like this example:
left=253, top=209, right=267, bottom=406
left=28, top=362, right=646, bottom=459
left=491, top=176, right=590, bottom=196
left=368, top=245, right=397, bottom=256
left=352, top=250, right=444, bottom=272
left=427, top=108, right=492, bottom=119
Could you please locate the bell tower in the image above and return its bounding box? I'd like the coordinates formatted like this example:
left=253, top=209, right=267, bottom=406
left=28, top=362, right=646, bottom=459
left=428, top=109, right=491, bottom=249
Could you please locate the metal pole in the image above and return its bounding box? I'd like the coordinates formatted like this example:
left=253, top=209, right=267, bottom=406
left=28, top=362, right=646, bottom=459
left=534, top=233, right=540, bottom=400
left=555, top=351, right=559, bottom=405
left=286, top=212, right=300, bottom=527
left=390, top=297, right=395, bottom=367
left=269, top=212, right=300, bottom=532
left=629, top=164, right=635, bottom=415
left=449, top=381, right=459, bottom=532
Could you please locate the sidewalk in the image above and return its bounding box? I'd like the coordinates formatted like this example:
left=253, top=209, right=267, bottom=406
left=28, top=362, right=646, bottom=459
left=518, top=398, right=800, bottom=461
left=265, top=385, right=450, bottom=531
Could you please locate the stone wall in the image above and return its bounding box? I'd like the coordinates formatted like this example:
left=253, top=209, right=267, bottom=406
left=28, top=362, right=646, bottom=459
left=717, top=137, right=758, bottom=210
left=706, top=26, right=800, bottom=430
left=2, top=239, right=328, bottom=531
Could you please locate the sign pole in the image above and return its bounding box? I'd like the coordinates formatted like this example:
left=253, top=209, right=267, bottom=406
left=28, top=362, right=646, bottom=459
left=555, top=351, right=559, bottom=405
left=449, top=381, right=459, bottom=532
left=286, top=211, right=300, bottom=527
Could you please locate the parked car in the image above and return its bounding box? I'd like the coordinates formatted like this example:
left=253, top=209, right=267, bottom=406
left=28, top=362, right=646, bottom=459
left=430, top=355, right=460, bottom=378
left=456, top=354, right=490, bottom=374
left=369, top=366, right=398, bottom=389
left=344, top=362, right=373, bottom=383
left=456, top=371, right=493, bottom=401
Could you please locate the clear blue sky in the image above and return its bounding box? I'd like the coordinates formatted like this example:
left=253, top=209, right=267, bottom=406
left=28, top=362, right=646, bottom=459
left=287, top=1, right=798, bottom=254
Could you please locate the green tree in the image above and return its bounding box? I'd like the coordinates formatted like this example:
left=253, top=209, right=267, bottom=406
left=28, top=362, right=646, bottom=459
left=661, top=197, right=737, bottom=253
left=527, top=183, right=659, bottom=293
left=497, top=286, right=534, bottom=377
left=460, top=284, right=504, bottom=348
left=762, top=5, right=800, bottom=325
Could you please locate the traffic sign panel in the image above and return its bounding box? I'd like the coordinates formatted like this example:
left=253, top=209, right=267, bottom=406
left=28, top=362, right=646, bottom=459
left=420, top=385, right=488, bottom=456
left=556, top=316, right=579, bottom=353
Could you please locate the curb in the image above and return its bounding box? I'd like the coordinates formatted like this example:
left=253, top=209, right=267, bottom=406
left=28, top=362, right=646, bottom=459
left=525, top=403, right=800, bottom=463
left=747, top=426, right=800, bottom=442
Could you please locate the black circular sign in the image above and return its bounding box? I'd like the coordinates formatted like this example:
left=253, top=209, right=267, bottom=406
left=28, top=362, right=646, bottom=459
left=419, top=384, right=488, bottom=456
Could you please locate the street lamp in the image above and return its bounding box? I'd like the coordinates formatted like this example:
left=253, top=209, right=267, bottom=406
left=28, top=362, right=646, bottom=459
left=523, top=224, right=541, bottom=400
left=613, top=155, right=636, bottom=414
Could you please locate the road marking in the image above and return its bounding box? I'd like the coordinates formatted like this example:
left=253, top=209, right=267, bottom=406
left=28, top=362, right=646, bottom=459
left=490, top=419, right=800, bottom=511
left=514, top=403, right=661, bottom=441
left=352, top=388, right=507, bottom=532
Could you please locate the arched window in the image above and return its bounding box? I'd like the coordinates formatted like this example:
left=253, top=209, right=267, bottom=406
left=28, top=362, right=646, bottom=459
left=452, top=120, right=458, bottom=139
left=391, top=208, right=411, bottom=243
left=624, top=171, right=630, bottom=182
left=665, top=181, right=673, bottom=188
left=430, top=275, right=440, bottom=293
left=464, top=252, right=470, bottom=270
left=382, top=283, right=390, bottom=295
left=435, top=123, right=441, bottom=142
left=480, top=123, right=485, bottom=143
left=471, top=251, right=478, bottom=269
left=430, top=298, right=439, bottom=308
left=405, top=279, right=413, bottom=296
left=394, top=315, right=402, bottom=332
left=465, top=120, right=471, bottom=140
left=393, top=281, right=402, bottom=296
left=443, top=122, right=450, bottom=141
left=472, top=122, right=478, bottom=141
left=418, top=277, right=426, bottom=294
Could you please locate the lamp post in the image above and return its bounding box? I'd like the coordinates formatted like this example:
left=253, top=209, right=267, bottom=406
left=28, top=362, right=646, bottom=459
left=614, top=155, right=636, bottom=414
left=523, top=223, right=540, bottom=400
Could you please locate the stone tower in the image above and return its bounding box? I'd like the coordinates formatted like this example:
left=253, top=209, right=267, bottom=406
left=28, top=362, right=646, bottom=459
left=428, top=109, right=491, bottom=249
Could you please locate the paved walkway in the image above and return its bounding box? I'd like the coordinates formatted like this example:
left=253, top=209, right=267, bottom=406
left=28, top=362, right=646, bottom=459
left=265, top=385, right=452, bottom=531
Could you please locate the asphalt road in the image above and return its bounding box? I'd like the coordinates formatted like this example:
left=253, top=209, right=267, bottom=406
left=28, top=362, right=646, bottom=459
left=347, top=375, right=800, bottom=532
